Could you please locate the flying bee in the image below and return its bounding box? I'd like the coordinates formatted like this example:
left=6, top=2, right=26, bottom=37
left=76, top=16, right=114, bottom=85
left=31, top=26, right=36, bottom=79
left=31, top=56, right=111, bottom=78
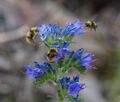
left=85, top=20, right=97, bottom=31
left=26, top=27, right=39, bottom=43
left=47, top=48, right=58, bottom=62
left=26, top=27, right=42, bottom=51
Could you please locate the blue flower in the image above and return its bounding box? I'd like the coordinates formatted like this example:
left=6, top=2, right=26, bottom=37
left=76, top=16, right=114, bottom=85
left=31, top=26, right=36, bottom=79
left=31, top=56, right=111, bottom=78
left=25, top=65, right=44, bottom=80
left=53, top=41, right=72, bottom=55
left=37, top=24, right=61, bottom=41
left=80, top=53, right=95, bottom=69
left=73, top=75, right=80, bottom=82
left=48, top=24, right=62, bottom=35
left=59, top=76, right=70, bottom=87
left=37, top=25, right=47, bottom=41
left=74, top=48, right=84, bottom=59
left=59, top=75, right=80, bottom=87
left=74, top=48, right=95, bottom=69
left=68, top=82, right=85, bottom=98
left=61, top=19, right=85, bottom=36
left=37, top=19, right=85, bottom=41
left=25, top=61, right=53, bottom=79
left=61, top=41, right=69, bottom=48
left=59, top=75, right=85, bottom=98
left=42, top=62, right=53, bottom=72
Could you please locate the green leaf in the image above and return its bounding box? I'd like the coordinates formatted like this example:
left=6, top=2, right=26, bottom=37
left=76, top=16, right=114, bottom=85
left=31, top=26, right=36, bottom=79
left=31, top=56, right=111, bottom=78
left=33, top=71, right=57, bottom=87
left=74, top=63, right=86, bottom=73
left=67, top=96, right=80, bottom=102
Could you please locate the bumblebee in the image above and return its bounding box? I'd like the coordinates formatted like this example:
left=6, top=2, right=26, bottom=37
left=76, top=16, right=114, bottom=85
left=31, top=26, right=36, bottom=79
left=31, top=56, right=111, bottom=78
left=26, top=27, right=39, bottom=43
left=47, top=48, right=58, bottom=62
left=85, top=20, right=97, bottom=31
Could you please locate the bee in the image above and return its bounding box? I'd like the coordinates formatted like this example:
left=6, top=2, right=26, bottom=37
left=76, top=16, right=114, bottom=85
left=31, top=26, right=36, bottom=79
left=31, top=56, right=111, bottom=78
left=85, top=20, right=97, bottom=31
left=47, top=48, right=58, bottom=62
left=26, top=27, right=39, bottom=44
left=26, top=27, right=42, bottom=51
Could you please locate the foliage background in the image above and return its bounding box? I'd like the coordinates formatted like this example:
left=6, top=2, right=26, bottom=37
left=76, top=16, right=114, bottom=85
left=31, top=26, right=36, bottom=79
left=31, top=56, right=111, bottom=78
left=0, top=0, right=120, bottom=102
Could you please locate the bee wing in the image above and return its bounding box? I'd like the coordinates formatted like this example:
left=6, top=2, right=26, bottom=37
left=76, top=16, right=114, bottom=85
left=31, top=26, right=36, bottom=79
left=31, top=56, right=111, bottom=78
left=91, top=17, right=97, bottom=22
left=90, top=14, right=100, bottom=22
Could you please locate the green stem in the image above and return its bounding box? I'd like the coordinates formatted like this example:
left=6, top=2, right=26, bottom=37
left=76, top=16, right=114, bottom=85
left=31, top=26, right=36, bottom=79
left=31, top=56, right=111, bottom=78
left=63, top=52, right=74, bottom=72
left=43, top=41, right=50, bottom=48
left=57, top=84, right=64, bottom=102
left=55, top=67, right=65, bottom=102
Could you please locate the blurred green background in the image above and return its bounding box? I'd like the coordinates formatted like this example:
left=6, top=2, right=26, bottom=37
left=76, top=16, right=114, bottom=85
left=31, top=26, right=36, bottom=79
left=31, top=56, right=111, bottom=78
left=0, top=0, right=120, bottom=102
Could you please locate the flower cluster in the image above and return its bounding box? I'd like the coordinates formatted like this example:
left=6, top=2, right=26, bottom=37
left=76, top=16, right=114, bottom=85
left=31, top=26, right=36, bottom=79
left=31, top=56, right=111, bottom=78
left=37, top=19, right=85, bottom=47
left=74, top=48, right=95, bottom=69
left=25, top=61, right=53, bottom=79
left=60, top=76, right=85, bottom=98
left=24, top=19, right=95, bottom=102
